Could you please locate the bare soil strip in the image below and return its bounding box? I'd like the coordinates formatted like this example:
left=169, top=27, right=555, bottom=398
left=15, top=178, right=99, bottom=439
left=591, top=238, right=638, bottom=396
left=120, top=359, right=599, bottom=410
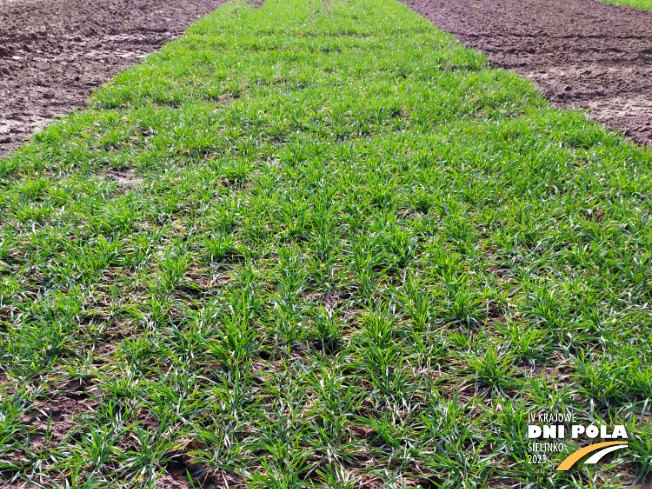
left=0, top=0, right=225, bottom=155
left=400, top=0, right=652, bottom=146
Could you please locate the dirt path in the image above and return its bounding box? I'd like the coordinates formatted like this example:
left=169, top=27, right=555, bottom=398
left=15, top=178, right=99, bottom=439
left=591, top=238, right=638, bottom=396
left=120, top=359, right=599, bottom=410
left=0, top=0, right=225, bottom=156
left=401, top=0, right=652, bottom=146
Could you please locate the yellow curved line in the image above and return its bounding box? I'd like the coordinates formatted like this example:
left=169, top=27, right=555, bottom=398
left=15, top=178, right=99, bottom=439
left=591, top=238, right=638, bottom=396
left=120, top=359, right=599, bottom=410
left=556, top=442, right=628, bottom=470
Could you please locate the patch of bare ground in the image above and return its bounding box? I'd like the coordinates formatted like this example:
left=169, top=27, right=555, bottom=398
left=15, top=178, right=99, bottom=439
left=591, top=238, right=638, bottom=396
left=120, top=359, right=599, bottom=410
left=400, top=0, right=652, bottom=146
left=106, top=167, right=144, bottom=187
left=159, top=455, right=246, bottom=489
left=0, top=0, right=227, bottom=156
left=25, top=378, right=99, bottom=449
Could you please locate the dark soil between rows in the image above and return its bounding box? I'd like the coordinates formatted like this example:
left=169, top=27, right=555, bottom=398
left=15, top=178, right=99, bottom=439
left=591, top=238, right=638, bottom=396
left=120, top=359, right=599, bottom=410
left=0, top=0, right=225, bottom=156
left=401, top=0, right=652, bottom=146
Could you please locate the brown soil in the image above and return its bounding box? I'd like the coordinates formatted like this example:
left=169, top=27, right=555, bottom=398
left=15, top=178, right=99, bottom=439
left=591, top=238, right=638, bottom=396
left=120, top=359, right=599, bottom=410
left=400, top=0, right=652, bottom=146
left=0, top=0, right=225, bottom=156
left=160, top=461, right=246, bottom=489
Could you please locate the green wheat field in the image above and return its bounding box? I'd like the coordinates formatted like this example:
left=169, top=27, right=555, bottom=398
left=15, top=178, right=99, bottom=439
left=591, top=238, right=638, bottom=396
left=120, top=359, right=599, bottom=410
left=1, top=0, right=651, bottom=487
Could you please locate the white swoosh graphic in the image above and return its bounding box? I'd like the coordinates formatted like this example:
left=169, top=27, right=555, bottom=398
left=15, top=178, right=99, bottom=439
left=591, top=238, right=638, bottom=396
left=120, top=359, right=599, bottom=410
left=584, top=444, right=628, bottom=464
